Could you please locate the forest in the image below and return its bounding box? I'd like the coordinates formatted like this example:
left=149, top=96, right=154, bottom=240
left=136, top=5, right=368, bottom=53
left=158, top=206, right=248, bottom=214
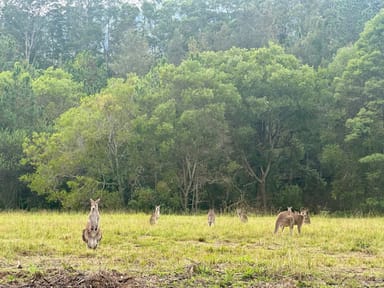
left=1, top=0, right=384, bottom=213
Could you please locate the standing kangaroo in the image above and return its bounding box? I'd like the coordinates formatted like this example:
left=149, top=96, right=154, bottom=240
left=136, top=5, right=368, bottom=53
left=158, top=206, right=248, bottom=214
left=274, top=208, right=310, bottom=235
left=149, top=205, right=160, bottom=225
left=236, top=208, right=248, bottom=223
left=155, top=205, right=160, bottom=221
left=82, top=198, right=102, bottom=249
left=207, top=209, right=215, bottom=226
left=88, top=198, right=100, bottom=231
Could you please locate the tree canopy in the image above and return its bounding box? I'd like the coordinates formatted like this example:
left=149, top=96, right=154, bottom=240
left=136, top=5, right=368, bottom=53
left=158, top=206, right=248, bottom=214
left=0, top=0, right=384, bottom=213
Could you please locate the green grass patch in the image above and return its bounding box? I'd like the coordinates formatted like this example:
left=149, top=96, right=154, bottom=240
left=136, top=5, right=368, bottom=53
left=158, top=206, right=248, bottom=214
left=0, top=212, right=383, bottom=287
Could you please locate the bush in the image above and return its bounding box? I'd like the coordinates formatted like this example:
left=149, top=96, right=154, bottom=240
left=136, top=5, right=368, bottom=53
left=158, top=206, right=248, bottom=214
left=273, top=185, right=303, bottom=210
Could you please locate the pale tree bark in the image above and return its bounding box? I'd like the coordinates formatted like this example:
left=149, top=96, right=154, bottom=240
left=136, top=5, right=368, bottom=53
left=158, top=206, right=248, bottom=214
left=179, top=155, right=197, bottom=212
left=242, top=153, right=271, bottom=211
left=241, top=118, right=280, bottom=212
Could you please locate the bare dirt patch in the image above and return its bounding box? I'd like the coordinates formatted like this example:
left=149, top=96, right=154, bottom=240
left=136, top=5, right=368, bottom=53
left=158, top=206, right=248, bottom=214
left=1, top=267, right=383, bottom=288
left=0, top=270, right=159, bottom=288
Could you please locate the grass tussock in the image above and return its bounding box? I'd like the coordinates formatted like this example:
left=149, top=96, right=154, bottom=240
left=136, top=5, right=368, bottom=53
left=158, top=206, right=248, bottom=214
left=0, top=212, right=383, bottom=287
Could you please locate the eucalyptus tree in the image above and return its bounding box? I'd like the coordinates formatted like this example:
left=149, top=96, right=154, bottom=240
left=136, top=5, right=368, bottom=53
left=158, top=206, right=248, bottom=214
left=292, top=0, right=384, bottom=67
left=21, top=76, right=140, bottom=209
left=0, top=64, right=36, bottom=131
left=108, top=3, right=148, bottom=76
left=64, top=0, right=105, bottom=55
left=43, top=1, right=70, bottom=67
left=198, top=44, right=321, bottom=211
left=66, top=51, right=108, bottom=95
left=0, top=34, right=21, bottom=71
left=0, top=0, right=51, bottom=65
left=0, top=129, right=28, bottom=208
left=32, top=67, right=84, bottom=128
left=109, top=29, right=155, bottom=77
left=0, top=64, right=38, bottom=209
left=325, top=9, right=384, bottom=212
left=169, top=61, right=239, bottom=211
left=135, top=60, right=240, bottom=212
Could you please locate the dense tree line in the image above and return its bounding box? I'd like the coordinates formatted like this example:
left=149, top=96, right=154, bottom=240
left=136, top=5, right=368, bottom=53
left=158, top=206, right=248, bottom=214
left=1, top=0, right=384, bottom=213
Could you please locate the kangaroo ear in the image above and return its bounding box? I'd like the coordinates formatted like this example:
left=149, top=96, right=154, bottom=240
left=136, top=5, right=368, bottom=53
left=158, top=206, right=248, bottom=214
left=95, top=198, right=100, bottom=203
left=90, top=199, right=94, bottom=203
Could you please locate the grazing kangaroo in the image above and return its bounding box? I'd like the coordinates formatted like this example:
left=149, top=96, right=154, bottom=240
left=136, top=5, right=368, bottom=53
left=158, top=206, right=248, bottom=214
left=274, top=208, right=310, bottom=235
left=82, top=198, right=102, bottom=249
left=207, top=209, right=215, bottom=226
left=149, top=205, right=160, bottom=225
left=236, top=208, right=248, bottom=223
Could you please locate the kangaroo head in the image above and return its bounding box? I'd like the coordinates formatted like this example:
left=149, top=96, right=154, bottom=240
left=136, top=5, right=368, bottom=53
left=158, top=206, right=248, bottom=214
left=90, top=198, right=100, bottom=212
left=300, top=208, right=310, bottom=224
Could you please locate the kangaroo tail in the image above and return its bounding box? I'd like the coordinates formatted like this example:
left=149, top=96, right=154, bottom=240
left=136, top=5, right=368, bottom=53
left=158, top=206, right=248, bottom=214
left=274, top=220, right=280, bottom=234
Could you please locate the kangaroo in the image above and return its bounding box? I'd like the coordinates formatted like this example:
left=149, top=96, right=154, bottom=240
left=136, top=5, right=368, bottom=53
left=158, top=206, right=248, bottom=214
left=274, top=208, right=310, bottom=235
left=82, top=227, right=102, bottom=249
left=149, top=205, right=160, bottom=225
left=301, top=208, right=311, bottom=224
left=82, top=198, right=102, bottom=249
left=207, top=209, right=215, bottom=226
left=154, top=205, right=160, bottom=221
left=87, top=198, right=100, bottom=231
left=236, top=208, right=248, bottom=223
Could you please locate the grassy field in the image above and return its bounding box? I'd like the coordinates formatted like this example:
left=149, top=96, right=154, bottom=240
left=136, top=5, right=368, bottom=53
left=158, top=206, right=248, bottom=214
left=0, top=212, right=383, bottom=287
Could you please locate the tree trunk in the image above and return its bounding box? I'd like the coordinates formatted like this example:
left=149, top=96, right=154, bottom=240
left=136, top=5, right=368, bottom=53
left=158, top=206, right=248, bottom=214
left=193, top=180, right=199, bottom=213
left=259, top=176, right=267, bottom=212
left=242, top=152, right=271, bottom=212
left=179, top=156, right=196, bottom=213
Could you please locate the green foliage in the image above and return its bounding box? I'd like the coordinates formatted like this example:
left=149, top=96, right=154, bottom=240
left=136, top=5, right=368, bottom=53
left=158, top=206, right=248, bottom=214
left=128, top=188, right=156, bottom=211
left=325, top=9, right=384, bottom=212
left=110, top=29, right=155, bottom=77
left=0, top=129, right=26, bottom=170
left=359, top=153, right=384, bottom=164
left=1, top=1, right=384, bottom=212
left=0, top=129, right=28, bottom=208
left=64, top=176, right=123, bottom=210
left=0, top=64, right=36, bottom=131
left=32, top=67, right=84, bottom=128
left=0, top=34, right=20, bottom=71
left=0, top=0, right=47, bottom=64
left=67, top=51, right=108, bottom=95
left=12, top=43, right=351, bottom=212
left=320, top=144, right=347, bottom=175
left=196, top=44, right=320, bottom=210
left=273, top=185, right=303, bottom=210
left=21, top=76, right=140, bottom=207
